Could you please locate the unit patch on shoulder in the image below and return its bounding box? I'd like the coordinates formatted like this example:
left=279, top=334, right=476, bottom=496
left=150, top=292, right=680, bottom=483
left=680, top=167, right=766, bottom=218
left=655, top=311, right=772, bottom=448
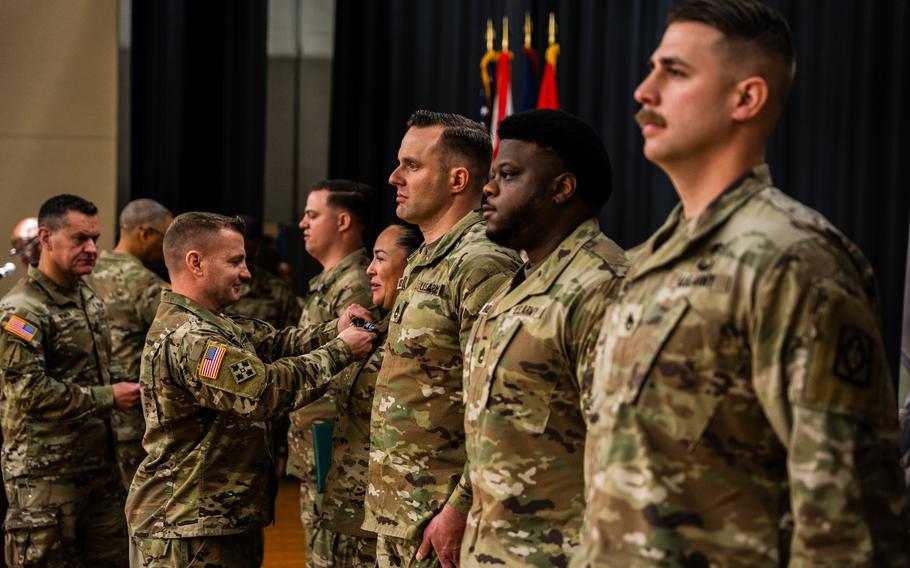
left=3, top=315, right=37, bottom=342
left=198, top=344, right=227, bottom=380
left=230, top=359, right=257, bottom=383
left=833, top=324, right=872, bottom=387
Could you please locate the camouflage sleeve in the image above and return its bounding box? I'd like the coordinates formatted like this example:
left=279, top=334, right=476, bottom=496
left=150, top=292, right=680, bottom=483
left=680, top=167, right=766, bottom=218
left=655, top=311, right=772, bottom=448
left=281, top=287, right=303, bottom=329
left=0, top=310, right=113, bottom=420
left=230, top=315, right=338, bottom=361
left=571, top=280, right=617, bottom=417
left=447, top=257, right=517, bottom=515
left=752, top=238, right=909, bottom=563
left=137, top=278, right=165, bottom=328
left=177, top=332, right=354, bottom=421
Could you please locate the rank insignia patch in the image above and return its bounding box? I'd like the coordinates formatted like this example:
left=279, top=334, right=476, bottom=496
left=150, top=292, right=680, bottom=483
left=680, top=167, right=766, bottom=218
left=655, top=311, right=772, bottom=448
left=3, top=315, right=37, bottom=342
left=230, top=359, right=257, bottom=383
left=833, top=325, right=872, bottom=387
left=198, top=344, right=227, bottom=380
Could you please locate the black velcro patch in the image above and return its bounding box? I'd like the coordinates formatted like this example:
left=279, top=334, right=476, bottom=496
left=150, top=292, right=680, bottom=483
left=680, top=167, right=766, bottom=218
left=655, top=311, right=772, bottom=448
left=833, top=325, right=872, bottom=387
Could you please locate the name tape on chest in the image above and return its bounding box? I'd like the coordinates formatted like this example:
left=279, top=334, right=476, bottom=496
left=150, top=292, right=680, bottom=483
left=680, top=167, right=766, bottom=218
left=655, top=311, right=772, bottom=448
left=676, top=272, right=731, bottom=292
left=3, top=315, right=38, bottom=342
left=198, top=344, right=227, bottom=380
left=416, top=281, right=445, bottom=296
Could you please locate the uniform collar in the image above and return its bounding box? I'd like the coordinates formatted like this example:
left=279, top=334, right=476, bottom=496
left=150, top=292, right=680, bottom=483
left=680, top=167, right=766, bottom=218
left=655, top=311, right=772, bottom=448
left=629, top=164, right=772, bottom=282
left=161, top=289, right=240, bottom=337
left=488, top=218, right=603, bottom=317
left=308, top=248, right=368, bottom=293
left=99, top=249, right=144, bottom=267
left=408, top=211, right=483, bottom=269
left=27, top=264, right=83, bottom=306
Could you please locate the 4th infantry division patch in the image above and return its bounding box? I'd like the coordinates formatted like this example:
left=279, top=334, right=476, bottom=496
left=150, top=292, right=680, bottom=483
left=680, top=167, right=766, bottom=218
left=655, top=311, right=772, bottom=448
left=199, top=344, right=227, bottom=380
left=3, top=315, right=37, bottom=342
left=230, top=359, right=257, bottom=383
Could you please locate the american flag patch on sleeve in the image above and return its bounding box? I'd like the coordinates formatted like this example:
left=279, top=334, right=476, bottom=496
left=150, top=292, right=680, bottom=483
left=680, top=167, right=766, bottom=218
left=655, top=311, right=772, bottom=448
left=3, top=315, right=37, bottom=342
left=198, top=344, right=227, bottom=380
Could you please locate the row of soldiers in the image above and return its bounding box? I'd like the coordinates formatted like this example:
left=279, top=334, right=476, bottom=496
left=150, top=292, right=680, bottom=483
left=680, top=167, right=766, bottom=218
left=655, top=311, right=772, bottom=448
left=3, top=0, right=910, bottom=566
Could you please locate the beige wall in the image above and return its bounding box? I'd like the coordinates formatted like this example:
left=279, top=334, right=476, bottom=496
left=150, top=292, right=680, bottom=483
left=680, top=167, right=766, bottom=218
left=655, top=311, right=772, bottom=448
left=0, top=0, right=118, bottom=297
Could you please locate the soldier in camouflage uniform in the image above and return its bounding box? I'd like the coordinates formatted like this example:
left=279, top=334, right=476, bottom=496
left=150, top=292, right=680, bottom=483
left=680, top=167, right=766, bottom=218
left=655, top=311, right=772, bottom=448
left=310, top=223, right=424, bottom=567
left=461, top=110, right=628, bottom=567
left=286, top=180, right=372, bottom=556
left=365, top=111, right=522, bottom=568
left=85, top=198, right=173, bottom=490
left=224, top=215, right=301, bottom=329
left=124, top=212, right=376, bottom=568
left=574, top=2, right=910, bottom=566
left=1, top=195, right=141, bottom=567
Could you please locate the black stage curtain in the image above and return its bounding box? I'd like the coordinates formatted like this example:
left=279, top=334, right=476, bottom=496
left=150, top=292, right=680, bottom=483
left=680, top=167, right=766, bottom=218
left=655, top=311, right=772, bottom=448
left=130, top=0, right=268, bottom=218
left=329, top=0, right=910, bottom=377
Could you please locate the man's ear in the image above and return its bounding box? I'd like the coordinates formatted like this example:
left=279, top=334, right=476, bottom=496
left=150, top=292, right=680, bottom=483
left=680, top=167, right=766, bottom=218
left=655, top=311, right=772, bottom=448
left=38, top=227, right=52, bottom=251
left=337, top=211, right=352, bottom=233
left=450, top=167, right=470, bottom=195
left=186, top=250, right=204, bottom=276
left=731, top=76, right=768, bottom=122
left=552, top=173, right=578, bottom=205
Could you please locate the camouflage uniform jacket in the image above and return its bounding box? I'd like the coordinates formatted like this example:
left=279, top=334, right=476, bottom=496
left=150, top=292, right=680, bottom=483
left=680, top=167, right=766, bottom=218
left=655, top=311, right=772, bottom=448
left=0, top=265, right=115, bottom=480
left=319, top=313, right=389, bottom=537
left=224, top=266, right=301, bottom=329
left=363, top=211, right=522, bottom=539
left=125, top=290, right=353, bottom=538
left=85, top=250, right=166, bottom=447
left=462, top=219, right=627, bottom=567
left=574, top=165, right=910, bottom=567
left=288, top=248, right=372, bottom=480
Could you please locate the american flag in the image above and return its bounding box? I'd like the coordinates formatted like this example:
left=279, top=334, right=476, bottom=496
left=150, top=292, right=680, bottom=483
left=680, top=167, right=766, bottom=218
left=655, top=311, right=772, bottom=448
left=4, top=315, right=37, bottom=342
left=198, top=344, right=226, bottom=379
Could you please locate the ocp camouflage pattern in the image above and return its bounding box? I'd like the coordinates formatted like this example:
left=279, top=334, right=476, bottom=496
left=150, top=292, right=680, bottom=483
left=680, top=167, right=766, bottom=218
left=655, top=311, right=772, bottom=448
left=461, top=219, right=627, bottom=567
left=363, top=211, right=522, bottom=539
left=574, top=166, right=910, bottom=567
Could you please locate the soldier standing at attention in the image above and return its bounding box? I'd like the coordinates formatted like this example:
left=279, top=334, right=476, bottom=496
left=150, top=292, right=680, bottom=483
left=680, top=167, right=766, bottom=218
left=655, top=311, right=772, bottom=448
left=460, top=109, right=628, bottom=567
left=365, top=111, right=521, bottom=568
left=287, top=180, right=373, bottom=553
left=310, top=222, right=424, bottom=567
left=86, top=198, right=173, bottom=490
left=224, top=215, right=301, bottom=329
left=125, top=212, right=376, bottom=568
left=575, top=1, right=910, bottom=566
left=0, top=194, right=140, bottom=566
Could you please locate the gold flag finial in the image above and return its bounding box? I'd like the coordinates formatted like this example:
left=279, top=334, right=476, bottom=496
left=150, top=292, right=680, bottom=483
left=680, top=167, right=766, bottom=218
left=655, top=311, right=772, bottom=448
left=548, top=12, right=557, bottom=46
left=502, top=16, right=509, bottom=51
left=486, top=18, right=495, bottom=52
left=524, top=13, right=532, bottom=48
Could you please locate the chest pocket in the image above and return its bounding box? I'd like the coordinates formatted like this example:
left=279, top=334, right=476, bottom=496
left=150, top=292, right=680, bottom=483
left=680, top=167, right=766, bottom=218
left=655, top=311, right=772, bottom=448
left=609, top=297, right=729, bottom=447
left=484, top=318, right=556, bottom=435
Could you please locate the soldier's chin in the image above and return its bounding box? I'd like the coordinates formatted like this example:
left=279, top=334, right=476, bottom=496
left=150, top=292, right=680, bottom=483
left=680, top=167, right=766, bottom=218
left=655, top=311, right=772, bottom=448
left=485, top=225, right=515, bottom=249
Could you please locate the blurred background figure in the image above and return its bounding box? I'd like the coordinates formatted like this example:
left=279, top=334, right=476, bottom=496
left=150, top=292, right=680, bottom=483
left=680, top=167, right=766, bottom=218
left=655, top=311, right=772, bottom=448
left=10, top=217, right=39, bottom=268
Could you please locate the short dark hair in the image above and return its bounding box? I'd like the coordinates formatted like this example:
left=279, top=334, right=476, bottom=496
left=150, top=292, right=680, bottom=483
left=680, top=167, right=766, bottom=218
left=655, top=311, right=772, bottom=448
left=120, top=198, right=173, bottom=233
left=38, top=194, right=98, bottom=230
left=497, top=109, right=613, bottom=211
left=668, top=0, right=796, bottom=109
left=391, top=222, right=424, bottom=257
left=311, top=179, right=372, bottom=227
left=163, top=212, right=245, bottom=274
left=406, top=111, right=492, bottom=189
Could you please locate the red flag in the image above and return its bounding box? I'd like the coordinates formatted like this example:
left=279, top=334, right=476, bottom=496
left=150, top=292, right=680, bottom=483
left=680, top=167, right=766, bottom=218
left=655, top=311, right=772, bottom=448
left=491, top=50, right=514, bottom=157
left=537, top=44, right=560, bottom=110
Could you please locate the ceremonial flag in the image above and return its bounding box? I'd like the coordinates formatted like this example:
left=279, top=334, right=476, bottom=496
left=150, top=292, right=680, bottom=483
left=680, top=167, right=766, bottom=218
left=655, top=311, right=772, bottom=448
left=537, top=13, right=560, bottom=110
left=491, top=17, right=513, bottom=157
left=537, top=43, right=560, bottom=110
left=479, top=18, right=498, bottom=128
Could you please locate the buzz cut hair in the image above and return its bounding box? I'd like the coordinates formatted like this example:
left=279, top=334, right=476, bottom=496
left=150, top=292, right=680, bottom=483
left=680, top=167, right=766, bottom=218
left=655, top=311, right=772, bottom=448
left=163, top=212, right=245, bottom=274
left=668, top=0, right=796, bottom=111
left=310, top=179, right=373, bottom=227
left=406, top=110, right=492, bottom=189
left=38, top=194, right=98, bottom=230
left=498, top=109, right=613, bottom=212
left=119, top=198, right=173, bottom=233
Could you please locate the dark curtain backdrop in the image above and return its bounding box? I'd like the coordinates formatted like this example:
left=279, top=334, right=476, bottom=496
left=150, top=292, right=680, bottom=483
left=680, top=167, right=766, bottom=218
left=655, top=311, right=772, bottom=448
left=329, top=0, right=910, bottom=377
left=130, top=0, right=268, bottom=218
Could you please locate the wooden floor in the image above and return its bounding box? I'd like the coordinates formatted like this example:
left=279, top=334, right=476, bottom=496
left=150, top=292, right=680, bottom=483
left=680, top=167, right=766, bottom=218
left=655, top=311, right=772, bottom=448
left=263, top=476, right=307, bottom=567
